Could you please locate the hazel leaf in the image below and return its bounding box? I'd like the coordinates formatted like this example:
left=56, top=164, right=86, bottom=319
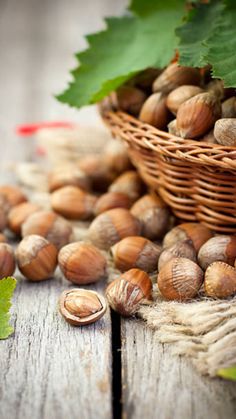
left=0, top=277, right=17, bottom=339
left=57, top=0, right=185, bottom=108
left=218, top=366, right=236, bottom=381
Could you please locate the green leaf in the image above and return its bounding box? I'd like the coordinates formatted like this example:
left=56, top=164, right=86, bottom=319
left=0, top=277, right=17, bottom=339
left=218, top=366, right=236, bottom=381
left=57, top=0, right=185, bottom=108
left=176, top=0, right=224, bottom=67
left=204, top=0, right=236, bottom=87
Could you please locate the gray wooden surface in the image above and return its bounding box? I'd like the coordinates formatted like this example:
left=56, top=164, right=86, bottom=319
left=0, top=1, right=236, bottom=419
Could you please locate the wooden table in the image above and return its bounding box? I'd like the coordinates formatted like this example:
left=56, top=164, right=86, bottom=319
left=0, top=1, right=236, bottom=418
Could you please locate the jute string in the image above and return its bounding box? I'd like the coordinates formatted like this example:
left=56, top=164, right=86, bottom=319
left=13, top=125, right=236, bottom=377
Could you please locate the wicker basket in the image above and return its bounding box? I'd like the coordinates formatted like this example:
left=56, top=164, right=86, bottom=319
left=101, top=110, right=236, bottom=233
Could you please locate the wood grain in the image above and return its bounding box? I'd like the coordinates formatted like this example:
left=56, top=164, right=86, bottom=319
left=0, top=275, right=112, bottom=419
left=121, top=319, right=236, bottom=419
left=0, top=0, right=126, bottom=418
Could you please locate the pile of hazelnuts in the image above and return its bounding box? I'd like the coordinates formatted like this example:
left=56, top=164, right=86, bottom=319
left=1, top=139, right=236, bottom=327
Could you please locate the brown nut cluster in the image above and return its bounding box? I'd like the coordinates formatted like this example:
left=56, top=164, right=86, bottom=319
left=109, top=62, right=236, bottom=145
left=59, top=289, right=107, bottom=326
left=108, top=170, right=144, bottom=202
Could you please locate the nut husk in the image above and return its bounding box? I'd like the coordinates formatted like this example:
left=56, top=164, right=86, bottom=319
left=176, top=92, right=221, bottom=139
left=88, top=208, right=141, bottom=250
left=139, top=92, right=170, bottom=129
left=198, top=235, right=236, bottom=270
left=16, top=234, right=58, bottom=281
left=166, top=85, right=204, bottom=115
left=153, top=63, right=201, bottom=94
left=204, top=261, right=236, bottom=298
left=111, top=236, right=161, bottom=272
left=214, top=118, right=236, bottom=146
left=59, top=289, right=107, bottom=326
left=58, top=241, right=107, bottom=285
left=106, top=268, right=152, bottom=316
left=51, top=186, right=97, bottom=220
left=158, top=257, right=204, bottom=301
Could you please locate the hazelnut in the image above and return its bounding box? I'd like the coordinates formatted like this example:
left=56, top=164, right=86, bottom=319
left=103, top=140, right=132, bottom=174
left=0, top=185, right=27, bottom=208
left=94, top=192, right=132, bottom=216
left=0, top=243, right=16, bottom=278
left=51, top=186, right=97, bottom=220
left=0, top=207, right=7, bottom=231
left=204, top=261, right=236, bottom=298
left=106, top=268, right=152, bottom=316
left=139, top=92, right=170, bottom=129
left=163, top=223, right=213, bottom=252
left=59, top=289, right=107, bottom=326
left=222, top=97, right=236, bottom=118
left=16, top=235, right=58, bottom=281
left=88, top=208, right=141, bottom=250
left=206, top=79, right=225, bottom=100
left=58, top=242, right=107, bottom=284
left=166, top=85, right=204, bottom=115
left=176, top=92, right=221, bottom=139
left=0, top=233, right=7, bottom=243
left=214, top=118, right=236, bottom=146
left=48, top=164, right=91, bottom=192
left=158, top=240, right=197, bottom=272
left=158, top=257, right=204, bottom=301
left=129, top=68, right=161, bottom=91
left=22, top=210, right=74, bottom=250
left=8, top=202, right=41, bottom=235
left=115, top=85, right=147, bottom=116
left=108, top=170, right=144, bottom=202
left=111, top=236, right=161, bottom=272
left=167, top=119, right=180, bottom=136
left=131, top=194, right=170, bottom=240
left=153, top=63, right=201, bottom=94
left=198, top=235, right=236, bottom=270
left=78, top=155, right=116, bottom=192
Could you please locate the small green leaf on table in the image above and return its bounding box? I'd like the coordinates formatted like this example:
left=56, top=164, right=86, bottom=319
left=0, top=277, right=17, bottom=340
left=218, top=366, right=236, bottom=381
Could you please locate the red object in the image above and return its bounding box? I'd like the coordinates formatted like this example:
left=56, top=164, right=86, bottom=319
left=16, top=121, right=76, bottom=136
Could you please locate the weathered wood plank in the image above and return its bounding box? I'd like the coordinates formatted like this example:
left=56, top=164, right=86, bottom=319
left=0, top=275, right=112, bottom=419
left=0, top=0, right=125, bottom=418
left=121, top=319, right=236, bottom=419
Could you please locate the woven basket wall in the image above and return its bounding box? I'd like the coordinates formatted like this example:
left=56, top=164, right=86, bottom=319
left=101, top=110, right=236, bottom=233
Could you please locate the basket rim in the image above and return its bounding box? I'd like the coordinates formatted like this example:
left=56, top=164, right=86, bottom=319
left=101, top=110, right=236, bottom=169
